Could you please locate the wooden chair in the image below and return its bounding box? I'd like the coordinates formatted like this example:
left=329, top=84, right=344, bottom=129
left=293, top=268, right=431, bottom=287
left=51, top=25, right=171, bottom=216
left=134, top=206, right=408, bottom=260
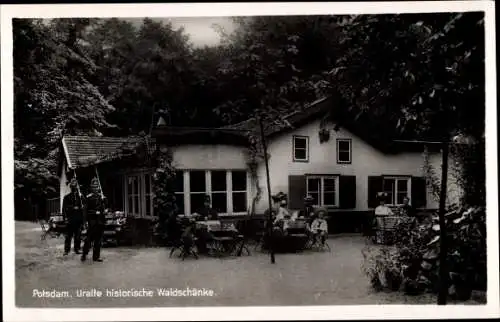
left=40, top=219, right=51, bottom=240
left=307, top=231, right=331, bottom=252
left=374, top=215, right=400, bottom=245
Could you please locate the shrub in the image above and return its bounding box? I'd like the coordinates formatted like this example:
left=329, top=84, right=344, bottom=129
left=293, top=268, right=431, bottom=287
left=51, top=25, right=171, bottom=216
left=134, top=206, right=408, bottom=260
left=362, top=206, right=486, bottom=300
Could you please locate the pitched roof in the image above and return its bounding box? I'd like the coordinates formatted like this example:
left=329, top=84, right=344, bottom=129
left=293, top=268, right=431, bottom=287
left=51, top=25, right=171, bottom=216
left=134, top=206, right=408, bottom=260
left=222, top=96, right=330, bottom=137
left=62, top=136, right=154, bottom=169
left=223, top=96, right=427, bottom=153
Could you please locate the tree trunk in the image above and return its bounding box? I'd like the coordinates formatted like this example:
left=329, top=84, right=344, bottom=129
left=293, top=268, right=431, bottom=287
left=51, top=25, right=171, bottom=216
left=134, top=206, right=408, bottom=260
left=259, top=116, right=275, bottom=264
left=438, top=142, right=449, bottom=305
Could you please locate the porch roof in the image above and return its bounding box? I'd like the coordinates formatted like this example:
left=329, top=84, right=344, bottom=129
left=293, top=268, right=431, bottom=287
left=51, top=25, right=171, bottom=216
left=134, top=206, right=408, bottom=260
left=62, top=136, right=154, bottom=169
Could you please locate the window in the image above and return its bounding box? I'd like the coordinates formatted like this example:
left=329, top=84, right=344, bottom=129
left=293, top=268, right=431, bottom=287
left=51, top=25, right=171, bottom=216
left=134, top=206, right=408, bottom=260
left=175, top=170, right=248, bottom=215
left=174, top=171, right=185, bottom=215
left=293, top=135, right=309, bottom=162
left=189, top=170, right=206, bottom=213
left=127, top=175, right=141, bottom=216
left=383, top=177, right=411, bottom=205
left=306, top=175, right=339, bottom=207
left=211, top=170, right=227, bottom=213
left=337, top=139, right=352, bottom=164
left=232, top=171, right=248, bottom=213
left=125, top=173, right=154, bottom=217
left=144, top=173, right=153, bottom=217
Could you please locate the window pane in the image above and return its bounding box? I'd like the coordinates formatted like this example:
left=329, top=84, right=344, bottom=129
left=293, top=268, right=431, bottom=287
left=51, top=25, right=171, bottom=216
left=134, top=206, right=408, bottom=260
left=174, top=171, right=184, bottom=192
left=309, top=192, right=320, bottom=206
left=190, top=193, right=205, bottom=214
left=134, top=177, right=139, bottom=195
left=324, top=178, right=336, bottom=192
left=127, top=177, right=133, bottom=192
left=175, top=193, right=184, bottom=215
left=145, top=196, right=151, bottom=216
left=383, top=179, right=395, bottom=193
left=338, top=140, right=350, bottom=151
left=211, top=171, right=227, bottom=192
left=134, top=196, right=139, bottom=214
left=323, top=192, right=336, bottom=206
left=128, top=196, right=133, bottom=214
left=190, top=171, right=206, bottom=193
left=307, top=178, right=320, bottom=192
left=233, top=192, right=247, bottom=213
left=383, top=179, right=395, bottom=204
left=232, top=171, right=247, bottom=191
left=397, top=179, right=408, bottom=192
left=338, top=151, right=350, bottom=162
left=294, top=148, right=307, bottom=160
left=145, top=174, right=150, bottom=194
left=397, top=192, right=407, bottom=205
left=294, top=137, right=307, bottom=149
left=211, top=192, right=227, bottom=213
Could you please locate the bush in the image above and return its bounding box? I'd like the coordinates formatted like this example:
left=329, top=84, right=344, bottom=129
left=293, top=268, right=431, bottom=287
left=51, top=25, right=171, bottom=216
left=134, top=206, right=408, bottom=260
left=362, top=206, right=486, bottom=300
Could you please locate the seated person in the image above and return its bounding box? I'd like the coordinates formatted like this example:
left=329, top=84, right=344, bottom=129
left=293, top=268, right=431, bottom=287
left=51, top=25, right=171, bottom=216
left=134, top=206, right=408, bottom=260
left=194, top=195, right=218, bottom=221
left=399, top=196, right=415, bottom=217
left=300, top=195, right=316, bottom=224
left=374, top=193, right=394, bottom=217
left=310, top=209, right=328, bottom=245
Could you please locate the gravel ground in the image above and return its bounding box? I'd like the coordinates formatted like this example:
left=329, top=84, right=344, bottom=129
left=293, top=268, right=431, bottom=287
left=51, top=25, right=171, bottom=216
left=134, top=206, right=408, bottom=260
left=14, top=221, right=484, bottom=307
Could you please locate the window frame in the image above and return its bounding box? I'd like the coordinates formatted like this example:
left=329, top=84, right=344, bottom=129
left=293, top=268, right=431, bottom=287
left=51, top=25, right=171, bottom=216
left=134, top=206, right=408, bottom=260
left=175, top=170, right=249, bottom=216
left=306, top=175, right=340, bottom=207
left=382, top=176, right=412, bottom=206
left=336, top=138, right=352, bottom=164
left=293, top=135, right=309, bottom=162
left=124, top=171, right=155, bottom=219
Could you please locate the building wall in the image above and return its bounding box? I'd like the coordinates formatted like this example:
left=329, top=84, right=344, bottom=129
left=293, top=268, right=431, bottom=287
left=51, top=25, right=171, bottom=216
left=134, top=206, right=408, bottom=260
left=167, top=144, right=248, bottom=170
left=253, top=119, right=460, bottom=213
left=165, top=144, right=252, bottom=216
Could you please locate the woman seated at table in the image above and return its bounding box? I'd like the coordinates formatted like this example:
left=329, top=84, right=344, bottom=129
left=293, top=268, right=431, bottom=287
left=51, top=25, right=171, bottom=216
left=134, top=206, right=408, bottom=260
left=310, top=209, right=328, bottom=245
left=194, top=195, right=219, bottom=221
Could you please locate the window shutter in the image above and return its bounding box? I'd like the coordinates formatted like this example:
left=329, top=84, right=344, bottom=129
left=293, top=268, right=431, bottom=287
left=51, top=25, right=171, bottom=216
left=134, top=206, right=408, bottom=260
left=411, top=176, right=427, bottom=209
left=339, top=175, right=356, bottom=209
left=288, top=175, right=307, bottom=210
left=367, top=176, right=383, bottom=208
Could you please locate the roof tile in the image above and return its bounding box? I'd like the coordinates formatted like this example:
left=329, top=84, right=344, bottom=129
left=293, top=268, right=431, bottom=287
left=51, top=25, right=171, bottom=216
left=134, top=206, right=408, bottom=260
left=62, top=136, right=154, bottom=169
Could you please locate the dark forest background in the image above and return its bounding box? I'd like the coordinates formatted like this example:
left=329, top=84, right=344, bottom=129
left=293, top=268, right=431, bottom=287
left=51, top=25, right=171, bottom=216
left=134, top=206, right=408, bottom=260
left=13, top=14, right=485, bottom=208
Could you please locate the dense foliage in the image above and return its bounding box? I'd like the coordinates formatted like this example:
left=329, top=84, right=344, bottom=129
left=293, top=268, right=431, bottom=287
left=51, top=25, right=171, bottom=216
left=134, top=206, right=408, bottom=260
left=13, top=14, right=485, bottom=211
left=362, top=206, right=486, bottom=300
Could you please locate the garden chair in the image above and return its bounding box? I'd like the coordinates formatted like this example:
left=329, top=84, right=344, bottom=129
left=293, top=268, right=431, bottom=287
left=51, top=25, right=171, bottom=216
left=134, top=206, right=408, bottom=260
left=374, top=215, right=400, bottom=245
left=169, top=218, right=198, bottom=260
left=40, top=219, right=52, bottom=240
left=307, top=231, right=331, bottom=252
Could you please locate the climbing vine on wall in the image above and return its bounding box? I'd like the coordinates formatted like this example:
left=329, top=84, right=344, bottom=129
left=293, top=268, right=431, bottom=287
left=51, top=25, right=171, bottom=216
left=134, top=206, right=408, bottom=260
left=422, top=143, right=481, bottom=207
left=246, top=132, right=263, bottom=215
left=152, top=147, right=177, bottom=223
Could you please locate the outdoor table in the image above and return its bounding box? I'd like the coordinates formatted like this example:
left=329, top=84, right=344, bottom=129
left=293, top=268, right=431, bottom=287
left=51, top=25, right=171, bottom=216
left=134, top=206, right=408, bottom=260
left=265, top=218, right=309, bottom=252
left=195, top=220, right=239, bottom=257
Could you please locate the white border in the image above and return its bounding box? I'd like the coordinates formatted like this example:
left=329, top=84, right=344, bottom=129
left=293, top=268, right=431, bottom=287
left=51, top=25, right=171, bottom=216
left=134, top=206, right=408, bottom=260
left=1, top=2, right=498, bottom=321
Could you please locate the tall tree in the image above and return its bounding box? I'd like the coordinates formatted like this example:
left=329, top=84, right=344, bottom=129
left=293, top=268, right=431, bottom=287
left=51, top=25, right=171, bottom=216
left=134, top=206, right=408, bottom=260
left=14, top=19, right=115, bottom=200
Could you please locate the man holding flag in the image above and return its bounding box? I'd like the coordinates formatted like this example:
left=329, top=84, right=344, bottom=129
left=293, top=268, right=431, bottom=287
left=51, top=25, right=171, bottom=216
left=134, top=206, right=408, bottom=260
left=62, top=178, right=84, bottom=255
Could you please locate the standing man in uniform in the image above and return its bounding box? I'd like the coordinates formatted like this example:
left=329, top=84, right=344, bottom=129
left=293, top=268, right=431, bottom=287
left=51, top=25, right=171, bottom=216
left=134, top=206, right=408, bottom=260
left=81, top=177, right=105, bottom=262
left=63, top=178, right=84, bottom=255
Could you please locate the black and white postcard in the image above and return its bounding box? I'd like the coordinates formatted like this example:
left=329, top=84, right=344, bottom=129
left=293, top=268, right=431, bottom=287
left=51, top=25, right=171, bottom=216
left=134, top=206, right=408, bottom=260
left=1, top=1, right=498, bottom=321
